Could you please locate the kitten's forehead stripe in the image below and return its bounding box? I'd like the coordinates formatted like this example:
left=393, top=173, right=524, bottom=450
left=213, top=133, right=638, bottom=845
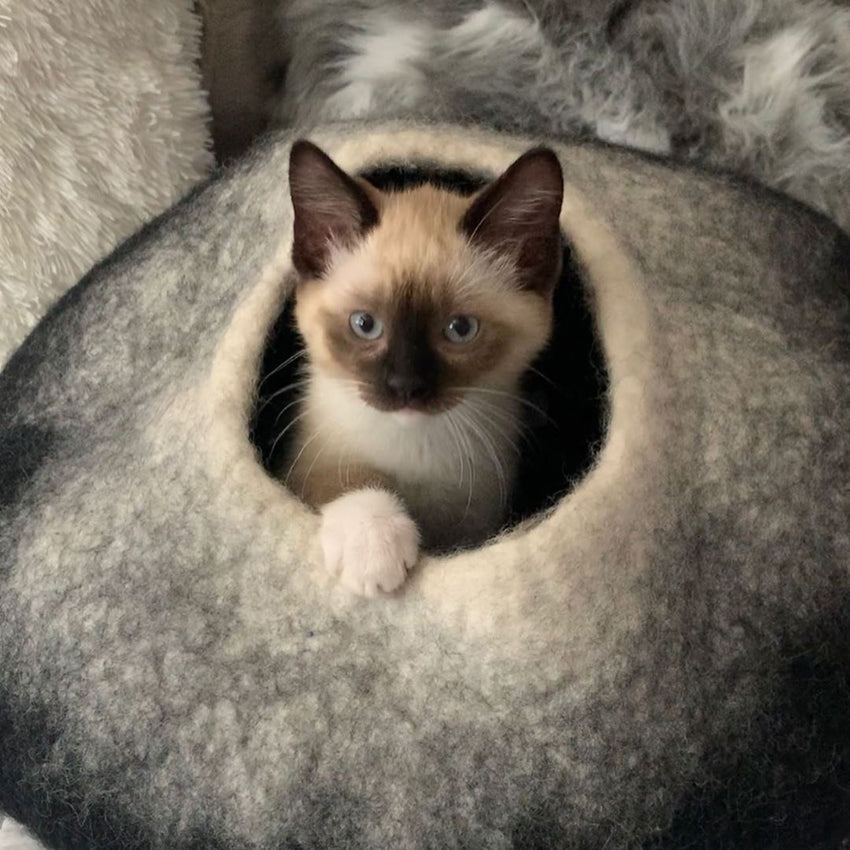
left=391, top=277, right=450, bottom=324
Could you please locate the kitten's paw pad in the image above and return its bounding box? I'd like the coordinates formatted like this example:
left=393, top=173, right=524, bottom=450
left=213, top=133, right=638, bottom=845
left=320, top=488, right=420, bottom=597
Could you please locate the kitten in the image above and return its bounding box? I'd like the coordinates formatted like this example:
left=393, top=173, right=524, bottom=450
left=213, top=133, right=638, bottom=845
left=284, top=140, right=563, bottom=595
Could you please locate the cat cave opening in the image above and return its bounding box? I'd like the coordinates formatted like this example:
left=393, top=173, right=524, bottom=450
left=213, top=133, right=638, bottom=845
left=249, top=162, right=609, bottom=541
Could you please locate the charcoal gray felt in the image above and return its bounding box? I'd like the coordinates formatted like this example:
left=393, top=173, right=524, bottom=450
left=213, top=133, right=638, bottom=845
left=1, top=123, right=849, bottom=849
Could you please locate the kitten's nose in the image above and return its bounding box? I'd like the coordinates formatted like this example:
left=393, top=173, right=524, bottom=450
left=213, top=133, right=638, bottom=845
left=385, top=372, right=430, bottom=404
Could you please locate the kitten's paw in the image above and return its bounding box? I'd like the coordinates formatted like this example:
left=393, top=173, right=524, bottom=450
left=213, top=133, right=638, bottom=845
left=320, top=488, right=420, bottom=597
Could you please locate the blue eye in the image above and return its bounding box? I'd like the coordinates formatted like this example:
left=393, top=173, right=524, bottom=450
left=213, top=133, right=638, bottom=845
left=444, top=315, right=479, bottom=343
left=349, top=311, right=383, bottom=340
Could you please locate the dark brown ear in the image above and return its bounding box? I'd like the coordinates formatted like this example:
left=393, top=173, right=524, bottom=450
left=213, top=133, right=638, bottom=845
left=289, top=140, right=379, bottom=278
left=461, top=147, right=564, bottom=293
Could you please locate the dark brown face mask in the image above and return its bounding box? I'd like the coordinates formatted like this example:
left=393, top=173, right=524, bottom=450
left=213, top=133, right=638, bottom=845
left=288, top=139, right=564, bottom=414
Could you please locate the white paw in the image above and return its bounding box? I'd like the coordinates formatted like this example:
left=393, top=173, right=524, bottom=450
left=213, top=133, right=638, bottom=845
left=320, top=488, right=420, bottom=597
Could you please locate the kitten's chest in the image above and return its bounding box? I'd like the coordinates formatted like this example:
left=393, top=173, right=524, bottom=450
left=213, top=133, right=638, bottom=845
left=341, top=416, right=513, bottom=548
left=303, top=379, right=521, bottom=547
left=355, top=425, right=459, bottom=480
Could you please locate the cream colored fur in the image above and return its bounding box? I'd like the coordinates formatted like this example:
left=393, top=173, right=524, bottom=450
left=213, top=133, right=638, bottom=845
left=286, top=170, right=554, bottom=591
left=0, top=0, right=212, bottom=368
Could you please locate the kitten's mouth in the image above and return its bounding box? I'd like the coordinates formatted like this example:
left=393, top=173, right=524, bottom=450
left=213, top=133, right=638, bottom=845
left=393, top=407, right=427, bottom=423
left=359, top=391, right=459, bottom=417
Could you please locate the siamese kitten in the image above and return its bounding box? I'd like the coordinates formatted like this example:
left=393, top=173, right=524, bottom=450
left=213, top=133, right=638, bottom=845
left=285, top=140, right=563, bottom=596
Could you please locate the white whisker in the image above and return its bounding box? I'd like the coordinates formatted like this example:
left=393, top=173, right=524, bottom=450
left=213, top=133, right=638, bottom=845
left=273, top=396, right=308, bottom=428
left=462, top=394, right=529, bottom=433
left=454, top=405, right=508, bottom=508
left=257, top=378, right=309, bottom=414
left=337, top=450, right=345, bottom=489
left=296, top=440, right=328, bottom=498
left=526, top=364, right=558, bottom=389
left=445, top=409, right=474, bottom=519
left=456, top=385, right=556, bottom=428
left=269, top=409, right=309, bottom=459
left=445, top=411, right=465, bottom=488
left=284, top=429, right=322, bottom=487
left=461, top=400, right=522, bottom=457
left=467, top=195, right=508, bottom=241
left=258, top=348, right=306, bottom=390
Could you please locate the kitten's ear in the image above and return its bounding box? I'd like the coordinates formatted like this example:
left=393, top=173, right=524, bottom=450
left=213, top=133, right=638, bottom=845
left=289, top=140, right=379, bottom=278
left=462, top=147, right=564, bottom=293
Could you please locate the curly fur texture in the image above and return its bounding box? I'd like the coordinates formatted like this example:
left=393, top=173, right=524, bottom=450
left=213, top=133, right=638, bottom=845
left=268, top=0, right=850, bottom=230
left=1, top=124, right=849, bottom=849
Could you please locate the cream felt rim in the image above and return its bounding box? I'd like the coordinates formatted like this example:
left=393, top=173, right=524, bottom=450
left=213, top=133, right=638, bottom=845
left=201, top=124, right=659, bottom=638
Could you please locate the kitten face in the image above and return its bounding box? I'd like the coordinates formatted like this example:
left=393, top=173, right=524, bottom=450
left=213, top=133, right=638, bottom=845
left=289, top=141, right=563, bottom=416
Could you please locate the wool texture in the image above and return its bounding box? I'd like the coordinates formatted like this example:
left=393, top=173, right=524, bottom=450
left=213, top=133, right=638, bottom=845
left=0, top=122, right=849, bottom=849
left=0, top=0, right=213, bottom=368
left=4, top=0, right=850, bottom=847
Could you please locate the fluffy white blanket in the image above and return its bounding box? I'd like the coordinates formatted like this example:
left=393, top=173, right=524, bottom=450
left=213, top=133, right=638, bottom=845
left=0, top=0, right=212, bottom=367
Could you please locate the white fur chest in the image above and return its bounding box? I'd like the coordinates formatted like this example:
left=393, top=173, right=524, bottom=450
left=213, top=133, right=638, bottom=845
left=304, top=372, right=521, bottom=548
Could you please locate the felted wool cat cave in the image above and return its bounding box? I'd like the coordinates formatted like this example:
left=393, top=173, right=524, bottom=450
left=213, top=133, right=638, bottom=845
left=1, top=123, right=849, bottom=850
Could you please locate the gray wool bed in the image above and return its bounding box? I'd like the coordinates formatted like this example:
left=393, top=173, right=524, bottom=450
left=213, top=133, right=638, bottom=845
left=1, top=122, right=849, bottom=849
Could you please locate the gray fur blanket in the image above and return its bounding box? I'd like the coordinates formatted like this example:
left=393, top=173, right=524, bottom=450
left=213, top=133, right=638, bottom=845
left=1, top=122, right=849, bottom=849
